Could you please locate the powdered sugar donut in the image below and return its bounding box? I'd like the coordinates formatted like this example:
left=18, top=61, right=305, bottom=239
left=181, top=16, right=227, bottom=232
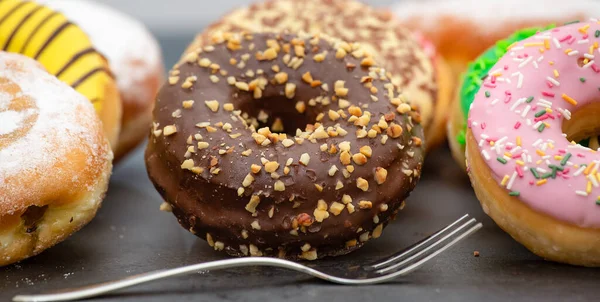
left=39, top=0, right=164, bottom=160
left=0, top=52, right=112, bottom=266
left=466, top=20, right=600, bottom=266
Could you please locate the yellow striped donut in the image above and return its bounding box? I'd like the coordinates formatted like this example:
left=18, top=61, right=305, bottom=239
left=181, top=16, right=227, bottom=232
left=0, top=0, right=121, bottom=147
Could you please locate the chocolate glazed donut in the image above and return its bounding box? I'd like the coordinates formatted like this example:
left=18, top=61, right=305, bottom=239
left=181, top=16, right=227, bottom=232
left=145, top=32, right=425, bottom=260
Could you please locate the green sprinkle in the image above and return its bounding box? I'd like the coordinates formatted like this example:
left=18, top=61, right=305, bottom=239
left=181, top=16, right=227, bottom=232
left=526, top=96, right=534, bottom=103
left=596, top=200, right=600, bottom=205
left=534, top=109, right=547, bottom=117
left=541, top=172, right=554, bottom=179
left=509, top=191, right=520, bottom=196
left=564, top=20, right=580, bottom=25
left=531, top=169, right=540, bottom=179
left=596, top=30, right=600, bottom=38
left=497, top=157, right=507, bottom=164
left=561, top=153, right=572, bottom=166
left=580, top=77, right=587, bottom=83
left=485, top=91, right=491, bottom=98
left=538, top=123, right=546, bottom=132
left=549, top=164, right=564, bottom=172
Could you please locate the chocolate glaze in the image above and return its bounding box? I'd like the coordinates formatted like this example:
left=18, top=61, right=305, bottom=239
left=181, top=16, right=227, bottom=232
left=146, top=32, right=425, bottom=260
left=194, top=0, right=438, bottom=128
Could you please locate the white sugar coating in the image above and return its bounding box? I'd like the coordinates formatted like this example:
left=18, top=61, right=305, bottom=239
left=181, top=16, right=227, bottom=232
left=38, top=0, right=163, bottom=104
left=0, top=110, right=29, bottom=135
left=392, top=0, right=600, bottom=30
left=0, top=52, right=106, bottom=211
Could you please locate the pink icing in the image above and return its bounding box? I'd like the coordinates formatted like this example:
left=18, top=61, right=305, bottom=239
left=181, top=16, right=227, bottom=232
left=469, top=20, right=600, bottom=228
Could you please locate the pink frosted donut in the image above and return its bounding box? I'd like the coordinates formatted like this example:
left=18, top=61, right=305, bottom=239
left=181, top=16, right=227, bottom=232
left=466, top=20, right=600, bottom=267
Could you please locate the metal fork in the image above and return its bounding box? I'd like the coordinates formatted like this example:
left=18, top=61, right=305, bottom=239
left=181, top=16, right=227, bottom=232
left=13, top=214, right=482, bottom=302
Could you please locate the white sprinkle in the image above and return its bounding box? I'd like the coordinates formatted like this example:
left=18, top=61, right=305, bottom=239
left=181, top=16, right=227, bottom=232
left=518, top=56, right=533, bottom=68
left=491, top=98, right=500, bottom=106
left=533, top=121, right=542, bottom=130
left=532, top=138, right=543, bottom=147
left=478, top=139, right=485, bottom=147
left=589, top=174, right=599, bottom=187
left=521, top=105, right=531, bottom=117
left=517, top=74, right=524, bottom=88
left=537, top=56, right=545, bottom=62
left=533, top=61, right=539, bottom=69
left=510, top=98, right=525, bottom=111
left=573, top=166, right=586, bottom=176
left=472, top=121, right=478, bottom=127
left=506, top=172, right=518, bottom=190
left=583, top=60, right=595, bottom=69
left=567, top=50, right=580, bottom=56
left=538, top=99, right=553, bottom=106
left=526, top=119, right=532, bottom=126
left=546, top=76, right=560, bottom=86
left=490, top=68, right=503, bottom=75
left=552, top=38, right=561, bottom=49
left=584, top=53, right=595, bottom=59
left=482, top=150, right=490, bottom=160
left=536, top=167, right=548, bottom=173
left=577, top=39, right=590, bottom=44
left=511, top=46, right=524, bottom=51
left=575, top=190, right=589, bottom=197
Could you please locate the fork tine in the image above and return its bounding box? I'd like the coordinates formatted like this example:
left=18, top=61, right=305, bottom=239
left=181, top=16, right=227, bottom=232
left=371, top=222, right=482, bottom=281
left=374, top=218, right=480, bottom=274
left=367, top=214, right=472, bottom=270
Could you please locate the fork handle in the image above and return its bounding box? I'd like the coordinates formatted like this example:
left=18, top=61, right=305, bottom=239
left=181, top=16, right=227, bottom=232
left=12, top=258, right=323, bottom=302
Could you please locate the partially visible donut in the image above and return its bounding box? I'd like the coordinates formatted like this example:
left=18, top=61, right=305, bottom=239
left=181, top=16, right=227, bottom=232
left=448, top=26, right=553, bottom=170
left=413, top=32, right=454, bottom=150
left=0, top=52, right=112, bottom=267
left=466, top=20, right=600, bottom=266
left=146, top=31, right=425, bottom=260
left=39, top=0, right=165, bottom=160
left=392, top=0, right=600, bottom=78
left=187, top=0, right=440, bottom=151
left=0, top=0, right=122, bottom=148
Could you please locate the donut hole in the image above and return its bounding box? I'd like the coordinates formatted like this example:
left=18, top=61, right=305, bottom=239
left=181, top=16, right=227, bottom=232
left=577, top=57, right=588, bottom=68
left=562, top=102, right=600, bottom=149
left=237, top=96, right=320, bottom=135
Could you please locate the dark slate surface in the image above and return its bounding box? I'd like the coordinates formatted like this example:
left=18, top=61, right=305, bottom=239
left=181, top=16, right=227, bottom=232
left=2, top=36, right=600, bottom=302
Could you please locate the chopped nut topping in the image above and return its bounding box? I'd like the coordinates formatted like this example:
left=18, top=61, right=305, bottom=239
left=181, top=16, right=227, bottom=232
left=197, top=142, right=209, bottom=149
left=329, top=202, right=345, bottom=216
left=249, top=244, right=263, bottom=256
left=251, top=220, right=261, bottom=230
left=335, top=180, right=344, bottom=190
left=264, top=161, right=280, bottom=173
left=352, top=153, right=367, bottom=165
left=358, top=200, right=373, bottom=209
left=340, top=150, right=351, bottom=165
left=245, top=195, right=261, bottom=214
left=251, top=164, right=262, bottom=174
left=347, top=203, right=356, bottom=214
left=206, top=233, right=215, bottom=247
left=285, top=83, right=297, bottom=99
left=356, top=177, right=369, bottom=191
left=380, top=204, right=389, bottom=212
left=375, top=167, right=388, bottom=184
left=242, top=173, right=255, bottom=187
left=223, top=103, right=234, bottom=111
left=299, top=153, right=310, bottom=166
left=397, top=103, right=411, bottom=114
left=282, top=139, right=295, bottom=147
left=359, top=146, right=372, bottom=158
left=328, top=165, right=338, bottom=176
left=274, top=180, right=285, bottom=191
left=387, top=123, right=403, bottom=138
left=205, top=100, right=219, bottom=112
left=182, top=100, right=195, bottom=109
left=159, top=202, right=173, bottom=212
left=274, top=72, right=288, bottom=84
left=372, top=224, right=383, bottom=238
left=235, top=81, right=250, bottom=91
left=163, top=125, right=177, bottom=136
left=301, top=249, right=318, bottom=261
